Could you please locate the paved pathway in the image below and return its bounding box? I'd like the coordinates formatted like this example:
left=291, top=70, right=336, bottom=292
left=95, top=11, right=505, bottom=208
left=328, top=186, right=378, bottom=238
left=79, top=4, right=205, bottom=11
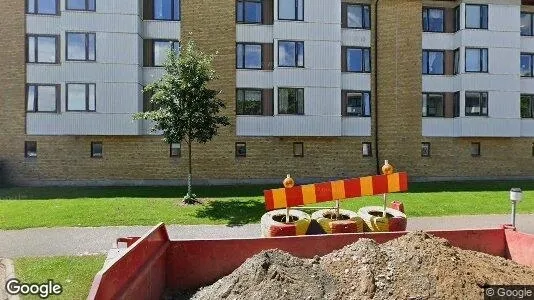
left=0, top=214, right=533, bottom=258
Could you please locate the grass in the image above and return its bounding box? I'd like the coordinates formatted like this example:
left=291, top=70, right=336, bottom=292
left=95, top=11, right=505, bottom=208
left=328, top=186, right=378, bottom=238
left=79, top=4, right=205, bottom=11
left=14, top=255, right=105, bottom=300
left=0, top=181, right=533, bottom=230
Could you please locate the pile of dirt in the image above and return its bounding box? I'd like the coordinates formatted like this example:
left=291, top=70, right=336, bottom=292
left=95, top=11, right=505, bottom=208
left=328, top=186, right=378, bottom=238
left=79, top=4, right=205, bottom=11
left=186, top=232, right=534, bottom=300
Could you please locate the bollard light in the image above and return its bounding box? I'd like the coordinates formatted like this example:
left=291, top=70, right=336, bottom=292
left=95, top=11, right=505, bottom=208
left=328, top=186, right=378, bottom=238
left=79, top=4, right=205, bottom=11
left=510, top=188, right=523, bottom=228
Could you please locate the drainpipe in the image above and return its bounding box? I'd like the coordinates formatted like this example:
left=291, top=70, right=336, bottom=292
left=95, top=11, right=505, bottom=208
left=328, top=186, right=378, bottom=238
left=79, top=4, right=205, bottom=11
left=374, top=0, right=381, bottom=174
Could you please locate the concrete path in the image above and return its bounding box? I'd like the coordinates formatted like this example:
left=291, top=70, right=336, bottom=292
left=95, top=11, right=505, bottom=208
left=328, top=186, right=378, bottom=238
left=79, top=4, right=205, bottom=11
left=0, top=214, right=533, bottom=258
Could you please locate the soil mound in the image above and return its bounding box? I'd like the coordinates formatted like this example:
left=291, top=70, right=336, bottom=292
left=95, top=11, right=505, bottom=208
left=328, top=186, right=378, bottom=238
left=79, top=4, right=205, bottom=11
left=187, top=232, right=534, bottom=300
left=190, top=250, right=338, bottom=300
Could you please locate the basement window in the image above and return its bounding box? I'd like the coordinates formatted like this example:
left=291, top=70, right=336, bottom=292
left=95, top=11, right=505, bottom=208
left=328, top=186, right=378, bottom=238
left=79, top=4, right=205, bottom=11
left=25, top=141, right=37, bottom=158
left=236, top=142, right=247, bottom=158
left=362, top=142, right=372, bottom=157
left=421, top=142, right=431, bottom=157
left=170, top=143, right=181, bottom=157
left=293, top=142, right=304, bottom=157
left=470, top=142, right=481, bottom=157
left=91, top=142, right=103, bottom=158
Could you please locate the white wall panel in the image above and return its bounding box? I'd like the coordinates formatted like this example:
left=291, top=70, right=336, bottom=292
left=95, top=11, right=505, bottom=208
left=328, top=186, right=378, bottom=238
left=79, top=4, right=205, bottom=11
left=143, top=21, right=181, bottom=39
left=27, top=113, right=140, bottom=135
left=460, top=75, right=519, bottom=92
left=305, top=41, right=340, bottom=69
left=521, top=119, right=534, bottom=137
left=488, top=4, right=520, bottom=32
left=457, top=31, right=520, bottom=48
left=273, top=23, right=341, bottom=41
left=341, top=29, right=371, bottom=47
left=237, top=25, right=273, bottom=43
left=342, top=73, right=371, bottom=91
left=273, top=69, right=340, bottom=87
left=490, top=48, right=520, bottom=75
left=27, top=14, right=139, bottom=34
left=304, top=88, right=340, bottom=116
left=236, top=70, right=273, bottom=88
left=305, top=0, right=340, bottom=24
left=422, top=76, right=456, bottom=92
left=143, top=67, right=165, bottom=85
left=28, top=64, right=139, bottom=83
left=521, top=78, right=534, bottom=94
left=422, top=119, right=457, bottom=137
left=459, top=118, right=520, bottom=137
left=521, top=38, right=534, bottom=53
left=341, top=118, right=371, bottom=136
left=422, top=33, right=455, bottom=50
left=487, top=91, right=520, bottom=118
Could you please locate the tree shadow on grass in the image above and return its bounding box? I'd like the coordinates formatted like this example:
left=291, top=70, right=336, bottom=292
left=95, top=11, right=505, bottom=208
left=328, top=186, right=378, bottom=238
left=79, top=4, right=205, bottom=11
left=194, top=198, right=266, bottom=226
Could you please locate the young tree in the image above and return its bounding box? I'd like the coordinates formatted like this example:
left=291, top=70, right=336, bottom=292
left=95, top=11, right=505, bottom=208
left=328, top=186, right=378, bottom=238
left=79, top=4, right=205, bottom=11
left=135, top=40, right=230, bottom=204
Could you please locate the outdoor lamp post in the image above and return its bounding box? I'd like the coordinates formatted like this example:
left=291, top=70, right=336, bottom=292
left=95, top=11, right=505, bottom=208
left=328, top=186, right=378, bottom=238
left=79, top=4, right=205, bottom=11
left=510, top=188, right=523, bottom=228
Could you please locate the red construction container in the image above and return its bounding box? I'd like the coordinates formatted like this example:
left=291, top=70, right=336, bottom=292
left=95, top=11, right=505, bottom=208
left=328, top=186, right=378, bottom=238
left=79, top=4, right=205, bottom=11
left=87, top=223, right=534, bottom=300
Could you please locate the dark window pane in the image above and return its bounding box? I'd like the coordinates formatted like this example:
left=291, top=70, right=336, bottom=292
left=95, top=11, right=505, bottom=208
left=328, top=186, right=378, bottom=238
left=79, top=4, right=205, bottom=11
left=422, top=94, right=444, bottom=117
left=154, top=41, right=178, bottom=66
left=427, top=9, right=444, bottom=32
left=279, top=41, right=296, bottom=67
left=428, top=51, right=443, bottom=74
left=236, top=143, right=246, bottom=157
left=293, top=142, right=303, bottom=157
left=297, top=0, right=303, bottom=20
left=237, top=2, right=244, bottom=22
left=465, top=92, right=487, bottom=116
left=37, top=86, right=56, bottom=112
left=91, top=142, right=103, bottom=157
left=422, top=52, right=428, bottom=74
left=466, top=5, right=481, bottom=28
left=236, top=44, right=244, bottom=68
left=67, top=84, right=87, bottom=111
left=521, top=95, right=533, bottom=118
left=27, top=86, right=36, bottom=111
left=466, top=48, right=481, bottom=72
left=363, top=93, right=371, bottom=116
left=347, top=5, right=363, bottom=28
left=296, top=42, right=304, bottom=67
left=279, top=0, right=295, bottom=20
left=244, top=44, right=261, bottom=69
left=481, top=5, right=488, bottom=29
left=244, top=90, right=262, bottom=115
left=363, top=6, right=370, bottom=28
left=28, top=0, right=35, bottom=13
left=453, top=92, right=460, bottom=117
left=453, top=49, right=460, bottom=74
left=37, top=36, right=57, bottom=63
left=421, top=143, right=431, bottom=157
left=347, top=48, right=362, bottom=72
left=67, top=33, right=86, bottom=60
left=521, top=13, right=532, bottom=36
left=25, top=141, right=37, bottom=158
left=521, top=54, right=532, bottom=77
left=88, top=0, right=96, bottom=10
left=154, top=0, right=172, bottom=20
left=38, top=0, right=57, bottom=14
left=244, top=1, right=261, bottom=23
left=170, top=143, right=181, bottom=157
left=279, top=88, right=304, bottom=114
left=173, top=0, right=180, bottom=20
left=67, top=0, right=86, bottom=10
left=471, top=143, right=480, bottom=156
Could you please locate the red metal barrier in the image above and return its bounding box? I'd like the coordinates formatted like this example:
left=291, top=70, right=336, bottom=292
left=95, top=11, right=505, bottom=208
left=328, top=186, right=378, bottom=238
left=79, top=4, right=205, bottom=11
left=87, top=223, right=170, bottom=300
left=88, top=225, right=534, bottom=299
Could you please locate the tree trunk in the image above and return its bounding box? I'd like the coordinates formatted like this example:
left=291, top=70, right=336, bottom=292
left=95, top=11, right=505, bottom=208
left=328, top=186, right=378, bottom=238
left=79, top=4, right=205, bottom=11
left=188, top=140, right=192, bottom=196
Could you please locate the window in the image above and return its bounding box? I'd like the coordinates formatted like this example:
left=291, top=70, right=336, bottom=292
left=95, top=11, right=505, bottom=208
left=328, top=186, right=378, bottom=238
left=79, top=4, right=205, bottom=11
left=423, top=8, right=444, bottom=32
left=237, top=0, right=262, bottom=23
left=170, top=143, right=181, bottom=157
left=293, top=142, right=304, bottom=157
left=154, top=0, right=180, bottom=20
left=66, top=32, right=96, bottom=61
left=465, top=4, right=488, bottom=29
left=422, top=93, right=444, bottom=117
left=346, top=48, right=371, bottom=72
left=470, top=142, right=481, bottom=157
left=27, top=35, right=59, bottom=64
left=522, top=12, right=534, bottom=36
left=91, top=142, right=103, bottom=158
left=346, top=92, right=371, bottom=117
left=67, top=83, right=96, bottom=111
left=25, top=141, right=37, bottom=158
left=66, top=0, right=95, bottom=11
left=236, top=142, right=247, bottom=157
left=26, top=84, right=59, bottom=113
left=421, top=142, right=431, bottom=157
left=453, top=48, right=460, bottom=75
left=454, top=6, right=460, bottom=31
left=237, top=43, right=262, bottom=69
left=422, top=50, right=444, bottom=75
left=237, top=89, right=262, bottom=115
left=27, top=0, right=58, bottom=15
left=362, top=142, right=372, bottom=157
left=521, top=94, right=534, bottom=118
left=465, top=92, right=488, bottom=116
left=278, top=88, right=304, bottom=114
left=453, top=92, right=460, bottom=117
left=278, top=41, right=304, bottom=67
left=521, top=53, right=534, bottom=77
left=279, top=0, right=303, bottom=21
left=153, top=40, right=180, bottom=67
left=347, top=4, right=370, bottom=29
left=465, top=48, right=488, bottom=73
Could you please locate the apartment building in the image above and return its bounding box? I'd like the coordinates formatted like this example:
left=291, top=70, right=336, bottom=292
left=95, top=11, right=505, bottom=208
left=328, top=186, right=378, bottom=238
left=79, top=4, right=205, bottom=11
left=0, top=0, right=533, bottom=185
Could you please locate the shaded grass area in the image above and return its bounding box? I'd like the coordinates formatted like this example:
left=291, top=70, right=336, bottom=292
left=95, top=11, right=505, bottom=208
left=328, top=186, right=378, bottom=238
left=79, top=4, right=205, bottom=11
left=0, top=181, right=533, bottom=230
left=14, top=255, right=105, bottom=300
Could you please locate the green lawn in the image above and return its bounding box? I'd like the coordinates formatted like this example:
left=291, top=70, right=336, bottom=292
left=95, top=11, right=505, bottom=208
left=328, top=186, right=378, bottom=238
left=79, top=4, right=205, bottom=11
left=14, top=255, right=105, bottom=300
left=0, top=181, right=533, bottom=230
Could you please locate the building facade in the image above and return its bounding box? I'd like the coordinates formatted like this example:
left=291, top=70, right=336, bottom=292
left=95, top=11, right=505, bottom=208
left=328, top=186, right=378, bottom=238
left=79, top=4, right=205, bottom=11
left=0, top=0, right=533, bottom=185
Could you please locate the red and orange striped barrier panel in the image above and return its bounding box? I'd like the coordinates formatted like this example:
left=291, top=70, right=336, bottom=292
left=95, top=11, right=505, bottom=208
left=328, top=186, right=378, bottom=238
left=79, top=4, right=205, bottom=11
left=263, top=172, right=408, bottom=211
